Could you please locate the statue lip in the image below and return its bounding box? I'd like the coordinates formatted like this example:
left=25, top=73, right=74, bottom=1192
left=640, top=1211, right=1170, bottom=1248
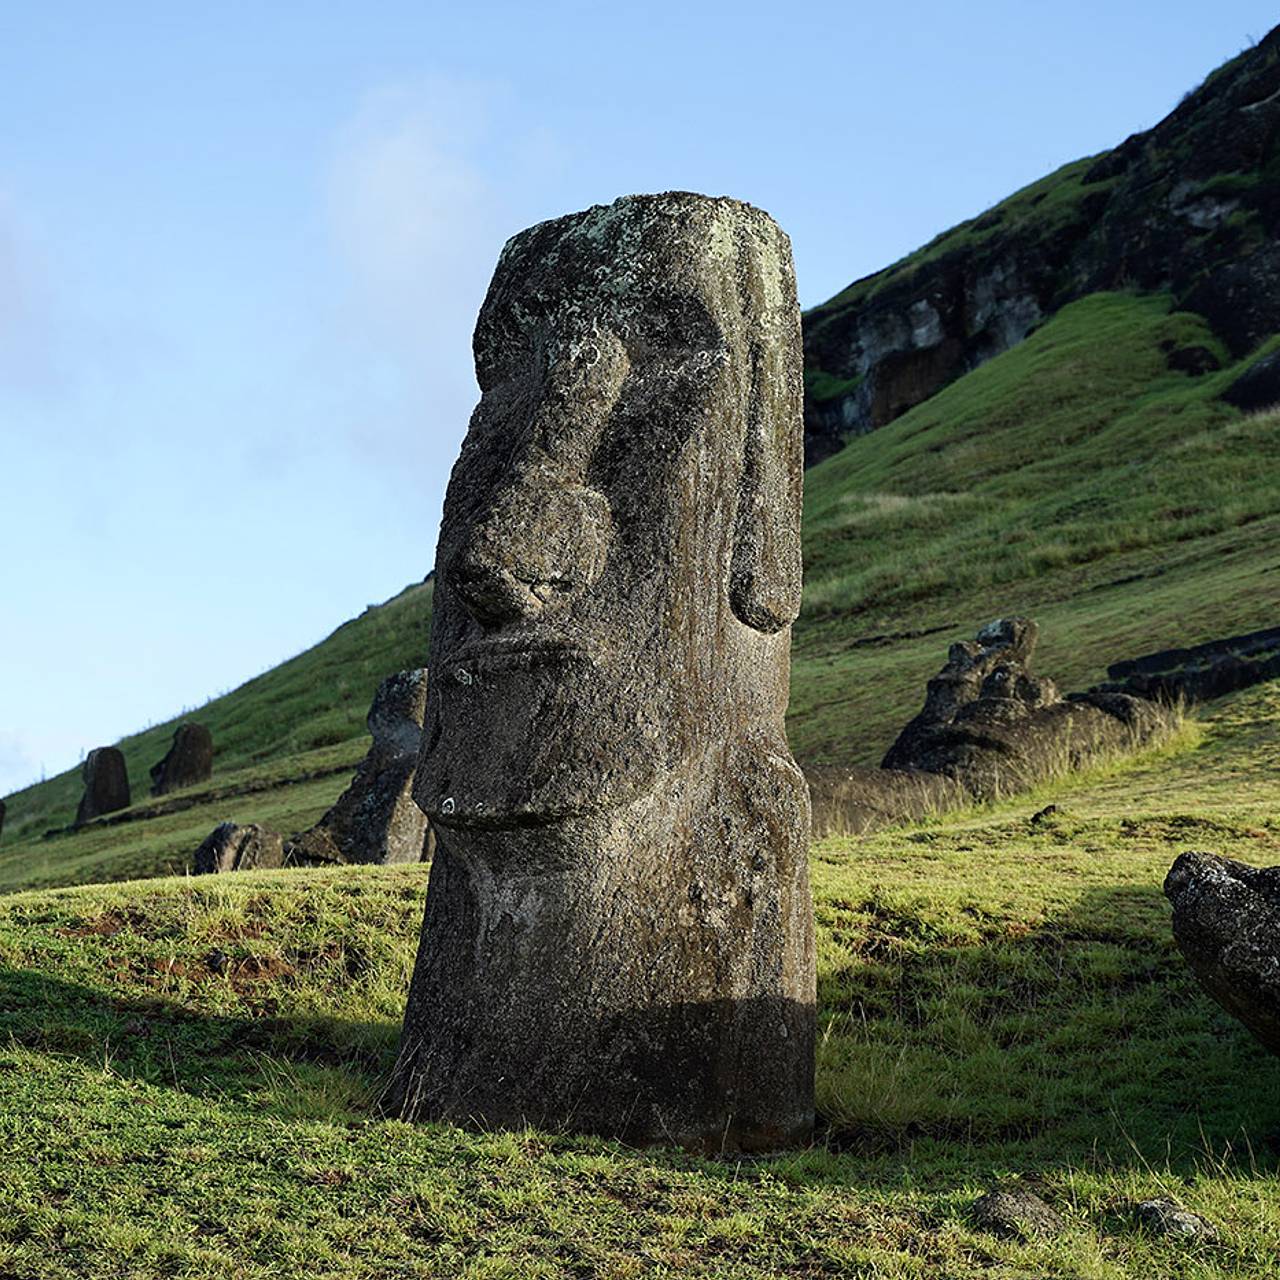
left=448, top=633, right=593, bottom=668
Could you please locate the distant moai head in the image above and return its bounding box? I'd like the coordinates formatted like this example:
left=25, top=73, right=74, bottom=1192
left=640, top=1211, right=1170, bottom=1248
left=416, top=193, right=804, bottom=828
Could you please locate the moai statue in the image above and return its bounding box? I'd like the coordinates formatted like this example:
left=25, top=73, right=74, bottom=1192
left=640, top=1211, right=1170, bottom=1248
left=286, top=669, right=434, bottom=866
left=149, top=723, right=214, bottom=795
left=384, top=193, right=814, bottom=1151
left=75, top=747, right=132, bottom=825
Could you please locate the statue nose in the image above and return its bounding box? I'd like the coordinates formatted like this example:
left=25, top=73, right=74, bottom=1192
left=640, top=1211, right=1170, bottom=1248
left=448, top=480, right=613, bottom=626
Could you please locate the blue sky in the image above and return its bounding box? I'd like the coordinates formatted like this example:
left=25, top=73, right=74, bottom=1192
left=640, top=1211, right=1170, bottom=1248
left=2, top=1, right=1276, bottom=795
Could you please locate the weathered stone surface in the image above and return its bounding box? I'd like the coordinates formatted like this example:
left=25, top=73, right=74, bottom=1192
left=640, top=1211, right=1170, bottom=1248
left=1165, top=851, right=1280, bottom=1055
left=193, top=822, right=285, bottom=874
left=881, top=617, right=1170, bottom=800
left=149, top=723, right=213, bottom=796
left=385, top=193, right=814, bottom=1151
left=74, top=747, right=131, bottom=826
left=1131, top=1197, right=1218, bottom=1242
left=971, top=1184, right=1065, bottom=1240
left=286, top=669, right=433, bottom=867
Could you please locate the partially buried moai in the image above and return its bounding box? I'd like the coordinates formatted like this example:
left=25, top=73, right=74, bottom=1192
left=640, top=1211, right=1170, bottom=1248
left=385, top=193, right=814, bottom=1151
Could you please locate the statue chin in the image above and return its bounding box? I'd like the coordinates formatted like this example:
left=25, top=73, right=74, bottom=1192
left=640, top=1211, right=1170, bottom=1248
left=414, top=653, right=668, bottom=830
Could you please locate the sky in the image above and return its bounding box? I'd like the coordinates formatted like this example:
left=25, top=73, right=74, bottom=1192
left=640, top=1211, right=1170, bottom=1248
left=2, top=0, right=1276, bottom=796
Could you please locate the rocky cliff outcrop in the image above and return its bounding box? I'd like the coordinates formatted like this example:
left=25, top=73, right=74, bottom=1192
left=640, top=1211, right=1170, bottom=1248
left=804, top=29, right=1280, bottom=462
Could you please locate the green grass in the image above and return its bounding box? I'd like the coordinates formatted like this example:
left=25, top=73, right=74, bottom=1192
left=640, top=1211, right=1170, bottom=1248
left=1, top=581, right=432, bottom=846
left=1, top=682, right=1276, bottom=1277
left=806, top=156, right=1109, bottom=329
left=792, top=292, right=1280, bottom=764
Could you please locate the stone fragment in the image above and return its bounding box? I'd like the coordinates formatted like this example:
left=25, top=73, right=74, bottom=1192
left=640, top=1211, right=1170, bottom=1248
left=193, top=822, right=285, bottom=874
left=385, top=192, right=814, bottom=1152
left=286, top=669, right=433, bottom=867
left=971, top=1184, right=1065, bottom=1240
left=74, top=747, right=131, bottom=826
left=1132, top=1197, right=1218, bottom=1242
left=149, top=723, right=214, bottom=795
left=1165, top=851, right=1280, bottom=1055
left=882, top=617, right=1170, bottom=799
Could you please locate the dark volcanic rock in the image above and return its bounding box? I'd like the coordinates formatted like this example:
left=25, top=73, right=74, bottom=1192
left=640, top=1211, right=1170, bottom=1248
left=384, top=193, right=814, bottom=1152
left=803, top=27, right=1280, bottom=461
left=1222, top=348, right=1280, bottom=412
left=971, top=1185, right=1065, bottom=1240
left=1131, top=1197, right=1219, bottom=1242
left=1100, top=625, right=1280, bottom=704
left=194, top=822, right=285, bottom=874
left=1165, top=851, right=1280, bottom=1055
left=149, top=723, right=213, bottom=796
left=74, top=747, right=131, bottom=826
left=286, top=669, right=433, bottom=867
left=881, top=617, right=1170, bottom=800
left=1166, top=344, right=1221, bottom=376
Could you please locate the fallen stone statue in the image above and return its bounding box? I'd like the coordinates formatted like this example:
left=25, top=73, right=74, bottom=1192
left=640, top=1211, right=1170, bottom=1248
left=1165, top=851, right=1280, bottom=1055
left=882, top=617, right=1171, bottom=800
left=286, top=669, right=434, bottom=867
left=383, top=192, right=815, bottom=1151
left=808, top=618, right=1174, bottom=834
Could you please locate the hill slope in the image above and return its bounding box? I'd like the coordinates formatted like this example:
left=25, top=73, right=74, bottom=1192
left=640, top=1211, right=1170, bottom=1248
left=802, top=27, right=1280, bottom=461
left=1, top=682, right=1276, bottom=1276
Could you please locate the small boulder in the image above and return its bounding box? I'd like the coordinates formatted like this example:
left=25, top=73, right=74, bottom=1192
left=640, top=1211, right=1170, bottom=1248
left=971, top=1184, right=1065, bottom=1240
left=1132, top=1197, right=1218, bottom=1242
left=149, top=723, right=214, bottom=796
left=286, top=669, right=432, bottom=867
left=1222, top=348, right=1280, bottom=412
left=74, top=747, right=132, bottom=826
left=1165, top=851, right=1280, bottom=1054
left=1166, top=345, right=1220, bottom=376
left=194, top=822, right=285, bottom=874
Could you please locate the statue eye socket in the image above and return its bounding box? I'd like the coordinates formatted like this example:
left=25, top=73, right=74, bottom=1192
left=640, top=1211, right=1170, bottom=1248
left=642, top=298, right=724, bottom=353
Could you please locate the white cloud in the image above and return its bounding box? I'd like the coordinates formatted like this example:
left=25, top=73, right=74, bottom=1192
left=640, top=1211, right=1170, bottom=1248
left=326, top=78, right=524, bottom=462
left=0, top=191, right=61, bottom=395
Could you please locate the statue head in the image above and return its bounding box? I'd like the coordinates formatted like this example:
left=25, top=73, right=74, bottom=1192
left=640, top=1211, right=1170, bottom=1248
left=415, top=193, right=804, bottom=829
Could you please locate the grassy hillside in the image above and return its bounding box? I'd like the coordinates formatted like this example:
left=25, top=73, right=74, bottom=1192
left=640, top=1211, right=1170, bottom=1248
left=2, top=293, right=1278, bottom=891
left=1, top=682, right=1276, bottom=1277
left=0, top=581, right=432, bottom=844
left=793, top=291, right=1280, bottom=762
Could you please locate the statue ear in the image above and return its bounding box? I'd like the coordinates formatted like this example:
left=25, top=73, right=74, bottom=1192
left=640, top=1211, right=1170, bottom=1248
left=729, top=333, right=804, bottom=634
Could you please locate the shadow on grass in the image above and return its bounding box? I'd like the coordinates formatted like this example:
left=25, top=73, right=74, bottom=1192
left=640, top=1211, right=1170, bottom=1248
left=2, top=880, right=1277, bottom=1183
left=0, top=962, right=399, bottom=1103
left=813, top=882, right=1280, bottom=1176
